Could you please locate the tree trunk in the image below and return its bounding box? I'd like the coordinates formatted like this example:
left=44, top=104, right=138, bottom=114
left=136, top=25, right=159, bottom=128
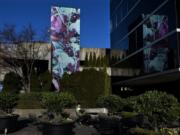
left=27, top=77, right=31, bottom=93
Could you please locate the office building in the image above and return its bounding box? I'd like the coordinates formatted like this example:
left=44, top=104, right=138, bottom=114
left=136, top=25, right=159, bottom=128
left=110, top=0, right=180, bottom=98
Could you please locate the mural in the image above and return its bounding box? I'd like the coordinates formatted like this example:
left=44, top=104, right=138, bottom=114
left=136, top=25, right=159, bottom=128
left=51, top=6, right=80, bottom=91
left=143, top=15, right=168, bottom=73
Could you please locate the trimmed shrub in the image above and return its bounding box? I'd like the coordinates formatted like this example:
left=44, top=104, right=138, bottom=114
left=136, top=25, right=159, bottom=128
left=3, top=72, right=22, bottom=93
left=61, top=68, right=111, bottom=107
left=41, top=92, right=76, bottom=114
left=96, top=94, right=124, bottom=113
left=132, top=91, right=180, bottom=130
left=0, top=92, right=18, bottom=114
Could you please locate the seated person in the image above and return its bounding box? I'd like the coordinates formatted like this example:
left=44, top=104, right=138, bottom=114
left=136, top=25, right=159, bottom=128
left=75, top=103, right=91, bottom=125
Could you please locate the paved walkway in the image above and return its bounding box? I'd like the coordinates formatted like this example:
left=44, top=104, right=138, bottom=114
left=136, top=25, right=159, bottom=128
left=7, top=124, right=100, bottom=135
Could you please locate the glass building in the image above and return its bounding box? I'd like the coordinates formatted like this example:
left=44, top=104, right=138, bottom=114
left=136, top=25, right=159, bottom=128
left=110, top=0, right=180, bottom=98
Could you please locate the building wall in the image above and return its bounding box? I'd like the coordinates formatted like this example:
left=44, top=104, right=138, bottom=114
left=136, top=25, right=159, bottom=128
left=80, top=48, right=107, bottom=61
left=111, top=0, right=179, bottom=77
left=0, top=42, right=51, bottom=81
left=110, top=0, right=180, bottom=98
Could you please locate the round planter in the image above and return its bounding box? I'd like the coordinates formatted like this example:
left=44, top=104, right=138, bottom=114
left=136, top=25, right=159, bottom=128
left=0, top=114, right=19, bottom=132
left=42, top=121, right=74, bottom=135
left=98, top=115, right=121, bottom=135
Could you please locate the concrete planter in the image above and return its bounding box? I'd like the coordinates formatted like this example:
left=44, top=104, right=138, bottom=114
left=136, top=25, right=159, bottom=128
left=0, top=114, right=19, bottom=133
left=41, top=121, right=75, bottom=135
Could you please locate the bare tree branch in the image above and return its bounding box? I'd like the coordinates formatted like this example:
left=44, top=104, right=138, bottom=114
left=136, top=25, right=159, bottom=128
left=0, top=24, right=50, bottom=93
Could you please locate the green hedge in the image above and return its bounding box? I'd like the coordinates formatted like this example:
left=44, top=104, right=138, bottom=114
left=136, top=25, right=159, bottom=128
left=61, top=68, right=111, bottom=107
left=17, top=92, right=42, bottom=109
left=17, top=92, right=76, bottom=109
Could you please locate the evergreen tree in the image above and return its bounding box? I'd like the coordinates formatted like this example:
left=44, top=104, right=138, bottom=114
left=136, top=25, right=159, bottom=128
left=96, top=56, right=101, bottom=67
left=102, top=56, right=107, bottom=67
left=92, top=52, right=96, bottom=67
left=102, top=67, right=111, bottom=95
left=89, top=52, right=93, bottom=67
left=100, top=56, right=104, bottom=67
left=84, top=52, right=89, bottom=67
left=106, top=55, right=110, bottom=67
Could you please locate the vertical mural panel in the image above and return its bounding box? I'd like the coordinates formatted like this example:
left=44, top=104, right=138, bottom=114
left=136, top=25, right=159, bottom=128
left=143, top=15, right=168, bottom=73
left=51, top=6, right=80, bottom=91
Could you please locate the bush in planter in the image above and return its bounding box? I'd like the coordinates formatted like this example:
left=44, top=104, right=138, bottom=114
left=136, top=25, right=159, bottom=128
left=41, top=92, right=76, bottom=113
left=0, top=92, right=18, bottom=114
left=97, top=95, right=123, bottom=134
left=96, top=94, right=124, bottom=113
left=132, top=91, right=180, bottom=131
left=0, top=92, right=19, bottom=133
left=40, top=92, right=76, bottom=135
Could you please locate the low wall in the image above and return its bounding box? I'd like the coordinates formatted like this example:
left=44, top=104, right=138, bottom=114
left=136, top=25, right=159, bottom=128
left=14, top=108, right=108, bottom=119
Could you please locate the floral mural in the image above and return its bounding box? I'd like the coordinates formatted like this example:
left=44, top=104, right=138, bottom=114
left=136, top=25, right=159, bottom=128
left=143, top=15, right=168, bottom=73
left=51, top=6, right=80, bottom=91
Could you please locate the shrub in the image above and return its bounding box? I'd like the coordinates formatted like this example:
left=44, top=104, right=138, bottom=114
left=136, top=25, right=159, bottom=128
left=3, top=72, right=22, bottom=93
left=17, top=92, right=42, bottom=109
left=123, top=96, right=139, bottom=112
left=41, top=92, right=76, bottom=114
left=132, top=91, right=180, bottom=130
left=96, top=94, right=124, bottom=113
left=61, top=68, right=111, bottom=107
left=0, top=92, right=18, bottom=114
left=160, top=128, right=180, bottom=135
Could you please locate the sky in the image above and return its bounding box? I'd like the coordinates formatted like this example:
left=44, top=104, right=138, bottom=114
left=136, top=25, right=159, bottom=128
left=0, top=0, right=110, bottom=48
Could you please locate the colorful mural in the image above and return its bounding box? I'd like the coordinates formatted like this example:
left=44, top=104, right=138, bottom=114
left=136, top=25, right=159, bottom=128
left=143, top=15, right=168, bottom=73
left=51, top=6, right=80, bottom=91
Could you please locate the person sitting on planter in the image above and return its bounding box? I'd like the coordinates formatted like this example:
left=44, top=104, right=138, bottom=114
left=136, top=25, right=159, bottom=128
left=75, top=103, right=91, bottom=125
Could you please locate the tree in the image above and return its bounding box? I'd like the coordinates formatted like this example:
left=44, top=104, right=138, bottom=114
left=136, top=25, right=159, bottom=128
left=84, top=52, right=89, bottom=67
left=3, top=72, right=22, bottom=93
left=0, top=24, right=50, bottom=93
left=88, top=52, right=93, bottom=66
left=96, top=56, right=101, bottom=67
left=92, top=52, right=96, bottom=66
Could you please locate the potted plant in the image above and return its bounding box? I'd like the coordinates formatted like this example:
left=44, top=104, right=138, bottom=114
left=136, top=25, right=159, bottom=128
left=0, top=92, right=19, bottom=133
left=96, top=95, right=123, bottom=135
left=132, top=91, right=180, bottom=132
left=40, top=92, right=76, bottom=135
